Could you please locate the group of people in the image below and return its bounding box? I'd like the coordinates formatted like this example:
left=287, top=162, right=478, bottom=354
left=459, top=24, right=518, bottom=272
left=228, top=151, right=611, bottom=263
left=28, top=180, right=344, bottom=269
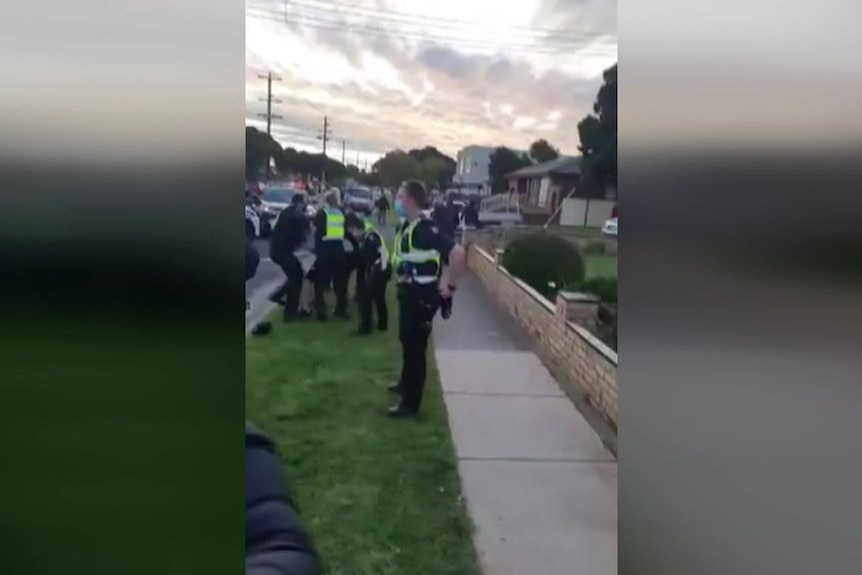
left=268, top=189, right=392, bottom=335
left=262, top=180, right=465, bottom=417
left=245, top=181, right=467, bottom=574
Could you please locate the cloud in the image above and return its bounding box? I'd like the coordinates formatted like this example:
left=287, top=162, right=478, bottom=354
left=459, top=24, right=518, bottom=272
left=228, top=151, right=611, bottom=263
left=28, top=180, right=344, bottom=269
left=245, top=0, right=616, bottom=157
left=513, top=116, right=537, bottom=129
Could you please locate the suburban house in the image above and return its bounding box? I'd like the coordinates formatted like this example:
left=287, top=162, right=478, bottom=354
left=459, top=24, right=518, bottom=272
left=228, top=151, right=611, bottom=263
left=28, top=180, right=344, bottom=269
left=506, top=156, right=617, bottom=226
left=454, top=145, right=527, bottom=196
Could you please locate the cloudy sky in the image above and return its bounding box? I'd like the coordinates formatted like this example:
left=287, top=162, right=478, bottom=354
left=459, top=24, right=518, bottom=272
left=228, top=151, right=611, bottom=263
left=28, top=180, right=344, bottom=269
left=246, top=0, right=616, bottom=165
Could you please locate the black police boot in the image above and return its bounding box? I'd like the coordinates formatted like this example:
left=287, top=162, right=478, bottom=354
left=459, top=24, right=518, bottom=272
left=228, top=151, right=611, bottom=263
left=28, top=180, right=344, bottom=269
left=387, top=404, right=417, bottom=418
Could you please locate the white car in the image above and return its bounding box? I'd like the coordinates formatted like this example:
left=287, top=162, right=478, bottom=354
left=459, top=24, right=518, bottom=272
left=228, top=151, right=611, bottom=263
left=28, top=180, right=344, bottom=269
left=260, top=186, right=314, bottom=235
left=602, top=216, right=618, bottom=238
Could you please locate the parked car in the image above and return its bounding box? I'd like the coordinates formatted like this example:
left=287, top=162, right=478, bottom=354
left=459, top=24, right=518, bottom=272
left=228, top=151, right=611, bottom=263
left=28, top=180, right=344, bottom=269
left=259, top=186, right=302, bottom=237
left=602, top=216, right=618, bottom=238
left=343, top=186, right=374, bottom=214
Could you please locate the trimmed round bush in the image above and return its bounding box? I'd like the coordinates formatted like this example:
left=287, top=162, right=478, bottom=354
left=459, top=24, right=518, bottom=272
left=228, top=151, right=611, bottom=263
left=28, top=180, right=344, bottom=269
left=501, top=232, right=584, bottom=298
left=578, top=277, right=618, bottom=303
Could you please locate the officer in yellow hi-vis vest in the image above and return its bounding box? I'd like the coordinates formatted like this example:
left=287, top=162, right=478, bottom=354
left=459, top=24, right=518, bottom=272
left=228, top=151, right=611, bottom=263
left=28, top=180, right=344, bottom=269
left=345, top=215, right=392, bottom=335
left=387, top=180, right=465, bottom=418
left=312, top=190, right=349, bottom=321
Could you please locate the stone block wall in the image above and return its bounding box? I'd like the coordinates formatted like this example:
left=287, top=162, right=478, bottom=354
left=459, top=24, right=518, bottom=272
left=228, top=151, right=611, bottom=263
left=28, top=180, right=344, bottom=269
left=467, top=244, right=619, bottom=428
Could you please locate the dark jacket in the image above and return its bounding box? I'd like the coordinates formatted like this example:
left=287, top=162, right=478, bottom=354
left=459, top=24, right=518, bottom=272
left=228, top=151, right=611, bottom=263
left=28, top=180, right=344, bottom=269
left=463, top=203, right=479, bottom=227
left=359, top=229, right=392, bottom=281
left=246, top=423, right=320, bottom=575
left=271, top=206, right=310, bottom=266
left=431, top=204, right=457, bottom=240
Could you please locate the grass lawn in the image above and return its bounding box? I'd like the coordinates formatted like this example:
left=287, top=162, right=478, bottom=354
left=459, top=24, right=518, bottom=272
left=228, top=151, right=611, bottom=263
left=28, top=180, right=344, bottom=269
left=246, top=285, right=477, bottom=575
left=585, top=254, right=618, bottom=279
left=570, top=226, right=603, bottom=239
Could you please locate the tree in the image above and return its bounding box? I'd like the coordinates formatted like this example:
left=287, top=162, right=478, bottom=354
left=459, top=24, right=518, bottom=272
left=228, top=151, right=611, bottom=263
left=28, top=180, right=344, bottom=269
left=408, top=146, right=457, bottom=189
left=577, top=63, right=617, bottom=188
left=371, top=147, right=456, bottom=190
left=488, top=147, right=532, bottom=194
left=246, top=126, right=282, bottom=179
left=529, top=139, right=560, bottom=163
left=372, top=150, right=422, bottom=188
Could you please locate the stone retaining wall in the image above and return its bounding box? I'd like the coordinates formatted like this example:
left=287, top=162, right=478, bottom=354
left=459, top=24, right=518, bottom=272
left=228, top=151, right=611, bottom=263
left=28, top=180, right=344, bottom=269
left=467, top=243, right=619, bottom=428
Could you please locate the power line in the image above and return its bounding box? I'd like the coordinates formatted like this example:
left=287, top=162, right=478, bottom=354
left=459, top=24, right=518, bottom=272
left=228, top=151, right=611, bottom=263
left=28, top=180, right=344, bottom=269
left=249, top=0, right=611, bottom=38
left=247, top=4, right=615, bottom=50
left=247, top=9, right=616, bottom=56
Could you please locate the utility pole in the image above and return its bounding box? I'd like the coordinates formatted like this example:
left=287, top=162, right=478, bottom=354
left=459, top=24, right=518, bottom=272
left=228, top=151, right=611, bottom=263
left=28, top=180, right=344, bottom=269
left=256, top=71, right=282, bottom=181
left=317, top=115, right=333, bottom=192
left=341, top=140, right=346, bottom=165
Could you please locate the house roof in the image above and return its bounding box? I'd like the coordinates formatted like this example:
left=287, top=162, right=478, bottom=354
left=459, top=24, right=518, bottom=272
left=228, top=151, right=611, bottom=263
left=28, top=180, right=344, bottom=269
left=506, top=156, right=581, bottom=179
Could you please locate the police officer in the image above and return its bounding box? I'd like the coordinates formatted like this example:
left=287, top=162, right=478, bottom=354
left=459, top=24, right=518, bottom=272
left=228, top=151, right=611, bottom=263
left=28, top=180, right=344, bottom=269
left=388, top=180, right=465, bottom=418
left=313, top=191, right=349, bottom=321
left=345, top=214, right=391, bottom=335
left=343, top=210, right=366, bottom=304
left=269, top=193, right=311, bottom=321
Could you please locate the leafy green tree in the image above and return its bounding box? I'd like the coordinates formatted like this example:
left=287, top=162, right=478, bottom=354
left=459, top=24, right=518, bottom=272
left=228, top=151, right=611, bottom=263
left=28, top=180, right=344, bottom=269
left=577, top=63, right=617, bottom=187
left=488, top=147, right=532, bottom=194
left=409, top=146, right=456, bottom=188
left=529, top=139, right=560, bottom=163
left=372, top=150, right=422, bottom=188
left=246, top=127, right=282, bottom=179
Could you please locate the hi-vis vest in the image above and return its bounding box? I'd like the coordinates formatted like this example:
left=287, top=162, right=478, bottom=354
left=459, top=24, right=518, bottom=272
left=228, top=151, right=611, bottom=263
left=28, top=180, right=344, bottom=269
left=364, top=220, right=389, bottom=270
left=391, top=217, right=441, bottom=285
left=323, top=208, right=345, bottom=241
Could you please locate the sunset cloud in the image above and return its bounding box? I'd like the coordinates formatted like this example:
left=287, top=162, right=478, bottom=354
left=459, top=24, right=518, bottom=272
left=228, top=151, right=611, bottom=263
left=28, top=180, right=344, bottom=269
left=245, top=0, right=616, bottom=162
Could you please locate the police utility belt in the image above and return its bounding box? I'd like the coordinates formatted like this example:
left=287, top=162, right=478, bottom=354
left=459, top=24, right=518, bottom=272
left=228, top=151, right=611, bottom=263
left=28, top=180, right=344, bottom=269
left=395, top=252, right=440, bottom=285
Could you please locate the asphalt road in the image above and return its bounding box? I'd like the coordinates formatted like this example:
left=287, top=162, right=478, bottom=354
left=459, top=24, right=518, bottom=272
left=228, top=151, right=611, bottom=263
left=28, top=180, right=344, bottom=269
left=245, top=221, right=396, bottom=332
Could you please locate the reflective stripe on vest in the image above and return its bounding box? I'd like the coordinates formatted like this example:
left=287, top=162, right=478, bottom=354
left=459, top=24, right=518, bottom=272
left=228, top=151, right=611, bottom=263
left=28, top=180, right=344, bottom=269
left=392, top=218, right=441, bottom=284
left=323, top=208, right=345, bottom=240
left=365, top=225, right=389, bottom=270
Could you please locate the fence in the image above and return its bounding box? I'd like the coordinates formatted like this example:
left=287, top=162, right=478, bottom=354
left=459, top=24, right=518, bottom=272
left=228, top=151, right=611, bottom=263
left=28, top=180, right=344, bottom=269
left=465, top=241, right=619, bottom=428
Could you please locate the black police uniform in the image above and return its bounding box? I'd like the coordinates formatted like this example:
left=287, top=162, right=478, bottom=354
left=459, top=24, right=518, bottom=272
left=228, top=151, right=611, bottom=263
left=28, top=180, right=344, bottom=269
left=344, top=212, right=366, bottom=303
left=393, top=216, right=454, bottom=414
left=356, top=224, right=392, bottom=333
left=270, top=204, right=310, bottom=319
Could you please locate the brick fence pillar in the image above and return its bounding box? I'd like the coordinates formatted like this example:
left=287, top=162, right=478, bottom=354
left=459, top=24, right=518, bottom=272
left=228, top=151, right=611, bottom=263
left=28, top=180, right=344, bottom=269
left=556, top=291, right=601, bottom=331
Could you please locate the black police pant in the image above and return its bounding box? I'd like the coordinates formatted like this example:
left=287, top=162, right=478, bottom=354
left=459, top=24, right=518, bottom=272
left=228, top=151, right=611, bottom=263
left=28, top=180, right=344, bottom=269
left=398, top=288, right=439, bottom=413
left=352, top=255, right=366, bottom=301
left=271, top=254, right=304, bottom=319
left=358, top=271, right=389, bottom=332
left=314, top=249, right=348, bottom=317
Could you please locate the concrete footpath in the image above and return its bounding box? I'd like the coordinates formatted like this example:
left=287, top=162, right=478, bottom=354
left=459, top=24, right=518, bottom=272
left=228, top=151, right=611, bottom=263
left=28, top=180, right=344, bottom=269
left=434, top=273, right=617, bottom=575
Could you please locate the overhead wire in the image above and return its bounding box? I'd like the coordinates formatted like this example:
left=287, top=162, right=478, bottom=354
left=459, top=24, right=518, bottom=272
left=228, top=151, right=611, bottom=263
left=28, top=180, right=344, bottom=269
left=247, top=7, right=617, bottom=56
left=248, top=0, right=613, bottom=44
left=250, top=0, right=612, bottom=38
